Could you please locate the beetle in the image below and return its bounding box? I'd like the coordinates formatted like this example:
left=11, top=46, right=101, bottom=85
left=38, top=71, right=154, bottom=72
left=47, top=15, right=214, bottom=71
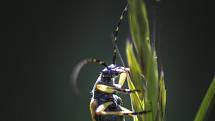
left=72, top=5, right=150, bottom=121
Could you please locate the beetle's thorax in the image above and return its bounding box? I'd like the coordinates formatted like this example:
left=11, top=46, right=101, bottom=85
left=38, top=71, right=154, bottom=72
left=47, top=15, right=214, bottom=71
left=101, top=76, right=114, bottom=85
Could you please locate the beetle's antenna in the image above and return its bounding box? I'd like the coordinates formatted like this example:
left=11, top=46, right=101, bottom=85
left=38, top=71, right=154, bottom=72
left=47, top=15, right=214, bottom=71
left=71, top=58, right=108, bottom=94
left=112, top=4, right=128, bottom=65
left=116, top=46, right=125, bottom=67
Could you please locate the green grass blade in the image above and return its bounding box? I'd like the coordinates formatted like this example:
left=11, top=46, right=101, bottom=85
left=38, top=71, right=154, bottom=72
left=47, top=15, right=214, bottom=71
left=194, top=76, right=215, bottom=121
left=126, top=41, right=145, bottom=121
left=159, top=70, right=167, bottom=120
left=127, top=0, right=159, bottom=121
left=126, top=41, right=144, bottom=98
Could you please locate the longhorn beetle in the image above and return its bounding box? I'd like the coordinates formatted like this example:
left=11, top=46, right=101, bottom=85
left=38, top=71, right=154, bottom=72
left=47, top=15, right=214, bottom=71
left=72, top=4, right=150, bottom=121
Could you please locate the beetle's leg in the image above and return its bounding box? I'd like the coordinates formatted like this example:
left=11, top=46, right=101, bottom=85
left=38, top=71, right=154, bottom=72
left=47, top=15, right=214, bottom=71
left=96, top=84, right=116, bottom=93
left=119, top=105, right=151, bottom=117
left=95, top=102, right=150, bottom=116
left=118, top=72, right=127, bottom=87
left=115, top=69, right=142, bottom=94
left=117, top=68, right=131, bottom=87
left=115, top=87, right=140, bottom=94
left=96, top=84, right=139, bottom=94
left=90, top=98, right=97, bottom=121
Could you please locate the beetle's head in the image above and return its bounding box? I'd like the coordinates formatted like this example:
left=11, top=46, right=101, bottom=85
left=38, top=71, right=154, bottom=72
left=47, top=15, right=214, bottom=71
left=101, top=64, right=120, bottom=78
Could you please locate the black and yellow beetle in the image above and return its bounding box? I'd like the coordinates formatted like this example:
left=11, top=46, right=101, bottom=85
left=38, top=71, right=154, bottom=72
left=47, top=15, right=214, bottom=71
left=72, top=4, right=150, bottom=121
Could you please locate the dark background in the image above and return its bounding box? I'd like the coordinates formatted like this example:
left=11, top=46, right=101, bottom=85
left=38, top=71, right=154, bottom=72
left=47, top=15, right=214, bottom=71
left=1, top=0, right=215, bottom=121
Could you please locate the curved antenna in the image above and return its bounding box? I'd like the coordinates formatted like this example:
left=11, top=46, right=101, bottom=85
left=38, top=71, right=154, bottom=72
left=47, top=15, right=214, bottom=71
left=71, top=58, right=108, bottom=94
left=112, top=4, right=128, bottom=65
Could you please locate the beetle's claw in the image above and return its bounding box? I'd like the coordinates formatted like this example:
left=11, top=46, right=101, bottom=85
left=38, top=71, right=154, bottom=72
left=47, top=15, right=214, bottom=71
left=132, top=110, right=151, bottom=115
left=130, top=89, right=141, bottom=93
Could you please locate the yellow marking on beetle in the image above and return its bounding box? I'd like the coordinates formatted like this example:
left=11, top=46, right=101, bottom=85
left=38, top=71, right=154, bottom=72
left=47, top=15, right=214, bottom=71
left=96, top=103, right=134, bottom=116
left=96, top=84, right=115, bottom=93
left=90, top=99, right=97, bottom=121
left=118, top=72, right=127, bottom=86
left=119, top=106, right=135, bottom=117
left=96, top=101, right=113, bottom=115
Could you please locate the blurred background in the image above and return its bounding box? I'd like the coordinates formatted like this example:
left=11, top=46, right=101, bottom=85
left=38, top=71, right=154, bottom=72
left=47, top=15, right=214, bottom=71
left=1, top=0, right=215, bottom=121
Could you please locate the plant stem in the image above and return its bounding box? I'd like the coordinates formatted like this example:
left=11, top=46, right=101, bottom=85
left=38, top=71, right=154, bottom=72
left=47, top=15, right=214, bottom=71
left=194, top=76, right=215, bottom=121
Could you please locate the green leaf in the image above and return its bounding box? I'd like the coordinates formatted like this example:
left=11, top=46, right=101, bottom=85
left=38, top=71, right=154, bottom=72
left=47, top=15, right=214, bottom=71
left=194, top=76, right=215, bottom=121
left=126, top=41, right=144, bottom=98
left=126, top=41, right=145, bottom=121
left=127, top=0, right=160, bottom=121
left=159, top=70, right=167, bottom=120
